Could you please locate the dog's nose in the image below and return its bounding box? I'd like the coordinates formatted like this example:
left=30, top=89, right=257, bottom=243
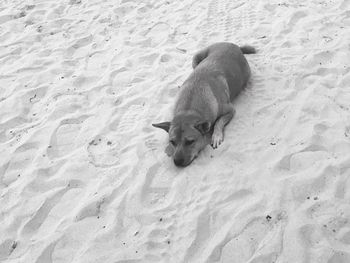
left=174, top=158, right=184, bottom=166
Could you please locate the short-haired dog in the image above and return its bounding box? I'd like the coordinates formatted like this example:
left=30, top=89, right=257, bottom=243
left=153, top=42, right=256, bottom=167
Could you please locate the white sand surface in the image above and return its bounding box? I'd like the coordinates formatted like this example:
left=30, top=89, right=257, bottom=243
left=1, top=0, right=350, bottom=262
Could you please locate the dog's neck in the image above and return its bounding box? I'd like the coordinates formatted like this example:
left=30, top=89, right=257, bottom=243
left=174, top=110, right=202, bottom=120
left=172, top=110, right=209, bottom=131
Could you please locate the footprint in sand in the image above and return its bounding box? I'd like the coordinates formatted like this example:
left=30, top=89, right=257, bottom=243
left=0, top=15, right=13, bottom=25
left=143, top=202, right=183, bottom=260
left=183, top=207, right=213, bottom=262
left=280, top=10, right=308, bottom=35
left=75, top=197, right=105, bottom=221
left=340, top=229, right=350, bottom=244
left=0, top=239, right=17, bottom=261
left=85, top=51, right=106, bottom=71
left=140, top=163, right=172, bottom=207
left=23, top=85, right=48, bottom=104
left=144, top=136, right=161, bottom=153
left=289, top=150, right=329, bottom=171
left=18, top=179, right=83, bottom=240
left=71, top=35, right=93, bottom=50
left=47, top=116, right=90, bottom=159
left=87, top=136, right=121, bottom=168
left=345, top=126, right=350, bottom=138
left=46, top=3, right=65, bottom=20
left=21, top=188, right=70, bottom=237
left=328, top=251, right=350, bottom=263
left=114, top=104, right=144, bottom=134
left=145, top=22, right=172, bottom=47
left=219, top=218, right=272, bottom=263
left=335, top=173, right=350, bottom=200
left=138, top=52, right=160, bottom=66
left=292, top=165, right=337, bottom=202
left=0, top=115, right=29, bottom=144
left=298, top=223, right=324, bottom=248
left=199, top=0, right=256, bottom=46
left=35, top=241, right=58, bottom=263
left=65, top=35, right=93, bottom=57
left=303, top=50, right=335, bottom=69
left=160, top=53, right=172, bottom=63
left=274, top=131, right=330, bottom=172
left=145, top=228, right=170, bottom=253
left=1, top=142, right=39, bottom=186
left=222, top=1, right=246, bottom=41
left=69, top=0, right=82, bottom=5
left=113, top=3, right=136, bottom=19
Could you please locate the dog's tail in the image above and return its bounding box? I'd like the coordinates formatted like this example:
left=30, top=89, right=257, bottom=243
left=240, top=45, right=256, bottom=54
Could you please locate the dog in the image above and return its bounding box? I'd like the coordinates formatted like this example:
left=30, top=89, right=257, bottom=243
left=153, top=42, right=256, bottom=167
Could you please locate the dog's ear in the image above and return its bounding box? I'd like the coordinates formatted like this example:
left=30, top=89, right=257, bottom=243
left=152, top=122, right=171, bottom=133
left=195, top=121, right=211, bottom=135
left=165, top=144, right=174, bottom=157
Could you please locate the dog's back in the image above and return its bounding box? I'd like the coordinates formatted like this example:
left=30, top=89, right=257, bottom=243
left=194, top=43, right=252, bottom=99
left=175, top=42, right=253, bottom=119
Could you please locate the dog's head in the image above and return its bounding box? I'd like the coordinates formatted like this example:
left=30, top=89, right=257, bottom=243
left=152, top=115, right=211, bottom=167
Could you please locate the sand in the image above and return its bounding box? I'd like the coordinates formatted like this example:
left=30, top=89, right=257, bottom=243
left=0, top=0, right=350, bottom=262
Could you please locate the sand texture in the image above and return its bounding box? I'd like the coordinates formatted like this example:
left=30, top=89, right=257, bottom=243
left=1, top=0, right=350, bottom=262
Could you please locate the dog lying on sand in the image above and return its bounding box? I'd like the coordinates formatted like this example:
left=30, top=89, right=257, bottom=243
left=153, top=42, right=256, bottom=167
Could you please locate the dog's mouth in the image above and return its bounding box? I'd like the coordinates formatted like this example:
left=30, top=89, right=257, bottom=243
left=174, top=160, right=192, bottom=167
left=174, top=154, right=198, bottom=167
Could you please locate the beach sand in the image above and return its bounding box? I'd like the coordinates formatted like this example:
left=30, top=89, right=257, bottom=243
left=0, top=0, right=350, bottom=262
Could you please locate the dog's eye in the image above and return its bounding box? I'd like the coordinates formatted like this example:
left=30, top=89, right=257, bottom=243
left=185, top=139, right=195, bottom=146
left=170, top=140, right=176, bottom=146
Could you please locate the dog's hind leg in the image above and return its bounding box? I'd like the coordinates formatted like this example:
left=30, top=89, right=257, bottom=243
left=192, top=47, right=209, bottom=69
left=211, top=104, right=235, bottom=149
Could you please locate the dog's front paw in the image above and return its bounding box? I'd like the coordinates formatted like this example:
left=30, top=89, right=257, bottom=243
left=211, top=132, right=223, bottom=149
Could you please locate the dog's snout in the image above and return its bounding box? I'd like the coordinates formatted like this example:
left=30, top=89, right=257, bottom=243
left=174, top=157, right=185, bottom=167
